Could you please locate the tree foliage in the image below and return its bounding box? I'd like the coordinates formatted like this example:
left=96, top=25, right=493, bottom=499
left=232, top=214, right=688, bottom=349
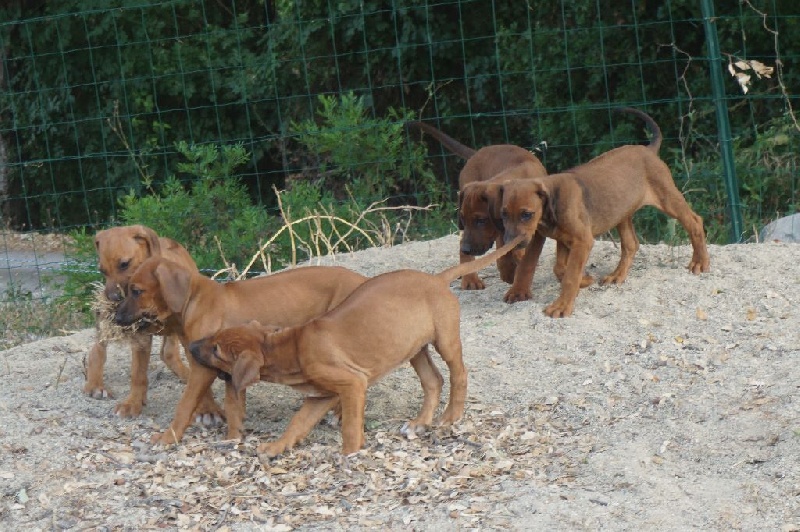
left=1, top=0, right=797, bottom=242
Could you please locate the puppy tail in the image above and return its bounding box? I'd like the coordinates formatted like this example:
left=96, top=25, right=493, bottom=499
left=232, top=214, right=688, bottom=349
left=615, top=107, right=663, bottom=154
left=437, top=235, right=525, bottom=285
left=406, top=121, right=477, bottom=160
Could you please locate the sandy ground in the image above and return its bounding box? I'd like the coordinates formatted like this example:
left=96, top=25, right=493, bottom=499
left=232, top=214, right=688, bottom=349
left=1, top=234, right=798, bottom=531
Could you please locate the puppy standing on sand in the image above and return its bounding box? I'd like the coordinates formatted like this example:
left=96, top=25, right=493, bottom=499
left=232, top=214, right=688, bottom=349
left=113, top=259, right=367, bottom=444
left=499, top=108, right=710, bottom=317
left=86, top=225, right=222, bottom=420
left=409, top=121, right=547, bottom=289
left=189, top=235, right=525, bottom=458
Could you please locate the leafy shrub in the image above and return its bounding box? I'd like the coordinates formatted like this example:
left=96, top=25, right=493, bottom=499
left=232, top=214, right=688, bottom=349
left=118, top=141, right=278, bottom=273
left=289, top=92, right=455, bottom=241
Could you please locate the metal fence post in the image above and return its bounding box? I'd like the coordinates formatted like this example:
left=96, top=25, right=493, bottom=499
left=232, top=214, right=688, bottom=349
left=700, top=0, right=745, bottom=243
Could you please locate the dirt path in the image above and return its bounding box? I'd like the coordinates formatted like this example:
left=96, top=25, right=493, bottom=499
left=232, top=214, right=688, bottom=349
left=1, top=235, right=798, bottom=530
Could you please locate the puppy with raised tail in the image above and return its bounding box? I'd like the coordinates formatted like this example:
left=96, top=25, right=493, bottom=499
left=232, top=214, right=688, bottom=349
left=189, top=235, right=525, bottom=458
left=409, top=121, right=547, bottom=289
left=499, top=108, right=710, bottom=318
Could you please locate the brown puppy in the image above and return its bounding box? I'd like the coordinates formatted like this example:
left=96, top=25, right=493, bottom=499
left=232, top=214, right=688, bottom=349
left=188, top=235, right=525, bottom=457
left=86, top=225, right=204, bottom=418
left=409, top=121, right=547, bottom=289
left=500, top=108, right=710, bottom=318
left=458, top=161, right=551, bottom=286
left=113, top=260, right=367, bottom=443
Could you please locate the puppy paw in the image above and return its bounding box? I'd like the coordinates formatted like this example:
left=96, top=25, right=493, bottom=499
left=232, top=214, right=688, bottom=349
left=194, top=411, right=225, bottom=427
left=579, top=274, right=596, bottom=288
left=194, top=396, right=225, bottom=426
left=544, top=299, right=574, bottom=318
left=83, top=384, right=112, bottom=400
left=400, top=421, right=426, bottom=439
left=600, top=272, right=625, bottom=285
left=225, top=427, right=246, bottom=441
left=257, top=441, right=291, bottom=461
left=461, top=274, right=485, bottom=290
left=688, top=258, right=710, bottom=274
left=503, top=288, right=532, bottom=303
left=150, top=428, right=180, bottom=446
left=114, top=399, right=144, bottom=418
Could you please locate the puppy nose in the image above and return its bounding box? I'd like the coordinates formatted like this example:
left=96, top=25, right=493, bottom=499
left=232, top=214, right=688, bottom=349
left=107, top=292, right=123, bottom=303
left=189, top=341, right=203, bottom=360
left=113, top=307, right=132, bottom=326
left=105, top=284, right=124, bottom=302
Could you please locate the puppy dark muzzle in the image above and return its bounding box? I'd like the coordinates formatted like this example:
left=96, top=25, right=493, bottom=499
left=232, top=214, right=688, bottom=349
left=189, top=340, right=231, bottom=381
left=504, top=231, right=530, bottom=251
left=113, top=304, right=137, bottom=326
left=189, top=340, right=210, bottom=365
left=460, top=241, right=491, bottom=256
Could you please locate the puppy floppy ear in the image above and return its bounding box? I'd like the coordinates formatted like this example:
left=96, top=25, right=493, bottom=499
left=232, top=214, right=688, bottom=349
left=484, top=183, right=505, bottom=231
left=154, top=260, right=192, bottom=314
left=535, top=182, right=556, bottom=223
left=232, top=351, right=262, bottom=394
left=456, top=191, right=465, bottom=230
left=94, top=230, right=106, bottom=252
left=132, top=225, right=162, bottom=257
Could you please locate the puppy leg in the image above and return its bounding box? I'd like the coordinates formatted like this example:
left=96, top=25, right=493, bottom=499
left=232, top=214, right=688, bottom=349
left=496, top=236, right=518, bottom=284
left=651, top=177, right=710, bottom=273
left=223, top=382, right=247, bottom=440
left=432, top=318, right=467, bottom=425
left=257, top=396, right=340, bottom=458
left=553, top=241, right=594, bottom=288
left=152, top=362, right=218, bottom=445
left=338, top=381, right=369, bottom=455
left=504, top=232, right=546, bottom=303
left=402, top=347, right=444, bottom=434
left=602, top=217, right=639, bottom=285
left=545, top=232, right=594, bottom=318
left=84, top=339, right=111, bottom=399
left=114, top=332, right=153, bottom=417
left=159, top=334, right=190, bottom=382
left=460, top=251, right=485, bottom=290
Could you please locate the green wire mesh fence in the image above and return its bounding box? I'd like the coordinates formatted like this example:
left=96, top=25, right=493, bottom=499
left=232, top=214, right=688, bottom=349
left=1, top=0, right=798, bottom=309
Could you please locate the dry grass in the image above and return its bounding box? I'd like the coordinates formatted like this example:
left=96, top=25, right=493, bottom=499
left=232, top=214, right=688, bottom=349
left=0, top=296, right=91, bottom=350
left=212, top=188, right=435, bottom=280
left=90, top=199, right=435, bottom=343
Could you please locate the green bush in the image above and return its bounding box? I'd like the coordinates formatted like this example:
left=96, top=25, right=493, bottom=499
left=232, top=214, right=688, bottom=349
left=289, top=92, right=454, bottom=241
left=672, top=112, right=800, bottom=243
left=118, top=141, right=278, bottom=273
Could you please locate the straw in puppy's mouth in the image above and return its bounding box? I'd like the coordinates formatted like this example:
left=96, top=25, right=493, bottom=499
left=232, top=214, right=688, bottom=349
left=90, top=282, right=165, bottom=342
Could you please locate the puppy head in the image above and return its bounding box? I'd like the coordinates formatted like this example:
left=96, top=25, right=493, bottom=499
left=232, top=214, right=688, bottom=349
left=190, top=320, right=281, bottom=394
left=500, top=179, right=550, bottom=248
left=458, top=182, right=504, bottom=256
left=113, top=257, right=191, bottom=327
left=95, top=225, right=162, bottom=302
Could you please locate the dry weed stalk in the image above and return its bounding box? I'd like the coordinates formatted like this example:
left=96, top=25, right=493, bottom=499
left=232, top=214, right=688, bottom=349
left=214, top=187, right=435, bottom=280
left=92, top=193, right=435, bottom=341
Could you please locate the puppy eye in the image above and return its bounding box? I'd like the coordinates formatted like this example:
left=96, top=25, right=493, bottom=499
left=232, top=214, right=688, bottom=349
left=130, top=287, right=142, bottom=297
left=119, top=260, right=130, bottom=271
left=475, top=217, right=487, bottom=227
left=501, top=210, right=508, bottom=219
left=521, top=211, right=534, bottom=222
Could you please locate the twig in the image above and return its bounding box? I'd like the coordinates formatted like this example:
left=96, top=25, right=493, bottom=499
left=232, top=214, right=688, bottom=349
left=210, top=503, right=230, bottom=532
left=741, top=0, right=800, bottom=132
left=54, top=354, right=69, bottom=389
